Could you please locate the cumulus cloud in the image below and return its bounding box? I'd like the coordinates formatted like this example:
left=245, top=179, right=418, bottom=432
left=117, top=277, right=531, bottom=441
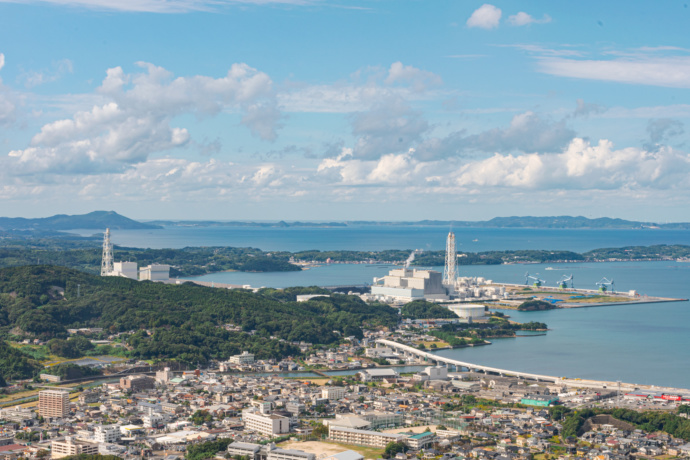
left=507, top=12, right=551, bottom=26
left=644, top=118, right=685, bottom=151
left=0, top=54, right=19, bottom=126
left=7, top=61, right=279, bottom=174
left=350, top=97, right=429, bottom=159
left=454, top=138, right=690, bottom=190
left=384, top=61, right=443, bottom=92
left=466, top=4, right=501, bottom=29
left=316, top=148, right=428, bottom=186
left=415, top=111, right=575, bottom=160
left=572, top=98, right=606, bottom=118
left=279, top=62, right=442, bottom=113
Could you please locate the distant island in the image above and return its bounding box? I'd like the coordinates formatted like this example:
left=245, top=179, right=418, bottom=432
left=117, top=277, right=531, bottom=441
left=1, top=211, right=689, bottom=232
left=0, top=210, right=161, bottom=231
left=152, top=215, right=690, bottom=229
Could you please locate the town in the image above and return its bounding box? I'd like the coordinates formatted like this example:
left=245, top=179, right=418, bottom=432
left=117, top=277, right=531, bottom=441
left=1, top=326, right=690, bottom=460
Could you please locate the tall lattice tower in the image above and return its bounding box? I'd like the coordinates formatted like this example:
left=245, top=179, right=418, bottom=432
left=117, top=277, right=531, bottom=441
left=443, top=231, right=457, bottom=286
left=101, top=228, right=114, bottom=276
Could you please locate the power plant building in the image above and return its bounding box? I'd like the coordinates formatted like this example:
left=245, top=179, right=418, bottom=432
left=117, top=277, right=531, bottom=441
left=448, top=304, right=487, bottom=320
left=371, top=268, right=448, bottom=302
left=111, top=261, right=138, bottom=280
left=139, top=264, right=171, bottom=281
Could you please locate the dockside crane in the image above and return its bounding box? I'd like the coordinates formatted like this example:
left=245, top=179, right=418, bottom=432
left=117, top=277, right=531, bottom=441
left=525, top=272, right=546, bottom=288
left=596, top=277, right=615, bottom=293
left=557, top=274, right=574, bottom=289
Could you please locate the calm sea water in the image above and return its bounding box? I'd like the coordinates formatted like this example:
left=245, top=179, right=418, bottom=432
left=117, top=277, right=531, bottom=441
left=78, top=225, right=690, bottom=389
left=73, top=225, right=690, bottom=253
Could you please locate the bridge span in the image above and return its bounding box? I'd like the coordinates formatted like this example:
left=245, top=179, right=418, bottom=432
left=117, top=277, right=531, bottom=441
left=375, top=339, right=559, bottom=383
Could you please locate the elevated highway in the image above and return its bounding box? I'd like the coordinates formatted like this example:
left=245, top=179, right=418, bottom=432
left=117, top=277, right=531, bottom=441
left=375, top=338, right=559, bottom=383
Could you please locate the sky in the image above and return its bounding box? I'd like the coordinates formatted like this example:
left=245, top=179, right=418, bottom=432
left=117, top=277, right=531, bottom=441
left=1, top=0, right=690, bottom=222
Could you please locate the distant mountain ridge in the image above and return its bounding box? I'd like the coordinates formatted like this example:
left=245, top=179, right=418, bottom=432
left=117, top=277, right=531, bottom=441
left=1, top=213, right=687, bottom=231
left=0, top=211, right=161, bottom=231
left=348, top=216, right=688, bottom=229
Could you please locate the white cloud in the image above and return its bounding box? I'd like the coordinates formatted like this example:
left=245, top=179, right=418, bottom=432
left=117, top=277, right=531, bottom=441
left=7, top=61, right=279, bottom=175
left=0, top=0, right=313, bottom=13
left=507, top=12, right=551, bottom=26
left=454, top=138, right=690, bottom=190
left=384, top=61, right=442, bottom=92
left=278, top=62, right=442, bottom=113
left=415, top=111, right=575, bottom=160
left=538, top=56, right=690, bottom=88
left=466, top=4, right=501, bottom=30
left=19, top=59, right=74, bottom=88
left=0, top=53, right=4, bottom=71
left=316, top=148, right=427, bottom=186
left=350, top=97, right=429, bottom=159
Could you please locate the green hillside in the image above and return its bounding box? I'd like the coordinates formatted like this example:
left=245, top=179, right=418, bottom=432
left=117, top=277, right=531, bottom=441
left=0, top=265, right=398, bottom=368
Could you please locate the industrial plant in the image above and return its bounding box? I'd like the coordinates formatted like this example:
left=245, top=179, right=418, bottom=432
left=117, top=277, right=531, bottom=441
left=100, top=228, right=170, bottom=282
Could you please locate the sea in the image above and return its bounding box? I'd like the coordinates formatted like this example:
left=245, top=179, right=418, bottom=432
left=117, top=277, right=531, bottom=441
left=75, top=225, right=690, bottom=389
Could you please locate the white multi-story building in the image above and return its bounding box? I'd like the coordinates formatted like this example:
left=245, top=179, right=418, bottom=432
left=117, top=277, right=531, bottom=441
left=242, top=408, right=290, bottom=436
left=228, top=351, right=255, bottom=365
left=51, top=437, right=98, bottom=459
left=94, top=425, right=120, bottom=444
left=321, top=387, right=346, bottom=401
left=227, top=442, right=261, bottom=458
left=143, top=413, right=164, bottom=428
left=328, top=426, right=405, bottom=448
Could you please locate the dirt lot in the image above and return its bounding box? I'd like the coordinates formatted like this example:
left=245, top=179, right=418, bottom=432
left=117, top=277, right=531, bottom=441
left=280, top=440, right=383, bottom=459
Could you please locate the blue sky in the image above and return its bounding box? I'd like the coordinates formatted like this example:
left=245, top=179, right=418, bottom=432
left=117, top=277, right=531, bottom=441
left=1, top=0, right=690, bottom=221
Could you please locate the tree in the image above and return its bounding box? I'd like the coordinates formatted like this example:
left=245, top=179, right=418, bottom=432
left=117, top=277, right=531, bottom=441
left=383, top=441, right=407, bottom=459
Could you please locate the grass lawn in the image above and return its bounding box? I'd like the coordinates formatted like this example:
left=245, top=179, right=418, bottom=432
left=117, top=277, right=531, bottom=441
left=416, top=340, right=449, bottom=348
left=562, top=295, right=630, bottom=303
left=328, top=442, right=383, bottom=459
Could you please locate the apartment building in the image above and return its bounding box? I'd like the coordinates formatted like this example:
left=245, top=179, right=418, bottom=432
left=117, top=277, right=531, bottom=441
left=38, top=390, right=70, bottom=419
left=242, top=408, right=290, bottom=436
left=321, top=387, right=346, bottom=401
left=51, top=437, right=98, bottom=459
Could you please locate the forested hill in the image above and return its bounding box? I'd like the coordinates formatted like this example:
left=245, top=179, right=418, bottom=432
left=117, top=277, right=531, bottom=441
left=0, top=211, right=160, bottom=231
left=0, top=266, right=398, bottom=364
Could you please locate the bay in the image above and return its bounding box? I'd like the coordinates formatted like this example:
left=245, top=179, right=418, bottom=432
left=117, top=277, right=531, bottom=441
left=73, top=225, right=690, bottom=253
left=78, top=224, right=690, bottom=389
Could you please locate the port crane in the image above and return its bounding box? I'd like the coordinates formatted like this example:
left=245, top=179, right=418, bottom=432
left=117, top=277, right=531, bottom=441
left=557, top=274, right=574, bottom=289
left=525, top=272, right=546, bottom=287
left=596, top=277, right=615, bottom=293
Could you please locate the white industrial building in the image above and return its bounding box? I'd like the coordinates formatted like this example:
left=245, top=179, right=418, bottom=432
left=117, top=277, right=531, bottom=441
left=448, top=304, right=487, bottom=320
left=139, top=264, right=171, bottom=281
left=371, top=268, right=448, bottom=302
left=110, top=261, right=138, bottom=280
